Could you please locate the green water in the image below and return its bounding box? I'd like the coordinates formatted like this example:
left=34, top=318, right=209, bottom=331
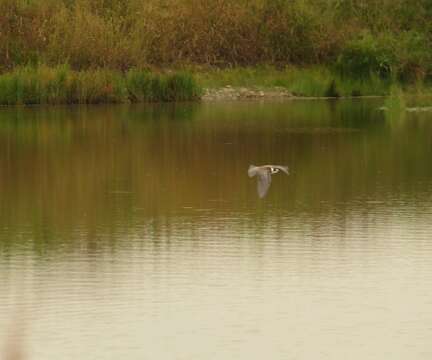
left=1, top=100, right=432, bottom=359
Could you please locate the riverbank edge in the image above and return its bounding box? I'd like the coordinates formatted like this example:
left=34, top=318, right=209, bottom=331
left=201, top=86, right=389, bottom=101
left=0, top=65, right=429, bottom=106
left=0, top=86, right=386, bottom=107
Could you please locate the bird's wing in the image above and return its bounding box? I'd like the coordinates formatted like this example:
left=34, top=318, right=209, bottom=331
left=248, top=165, right=259, bottom=178
left=257, top=171, right=271, bottom=198
left=274, top=165, right=289, bottom=175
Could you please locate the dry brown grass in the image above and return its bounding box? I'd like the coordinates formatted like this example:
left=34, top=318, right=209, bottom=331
left=0, top=0, right=431, bottom=81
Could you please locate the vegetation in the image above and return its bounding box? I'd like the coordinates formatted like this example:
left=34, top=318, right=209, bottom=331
left=196, top=66, right=394, bottom=97
left=0, top=0, right=432, bottom=102
left=0, top=65, right=201, bottom=104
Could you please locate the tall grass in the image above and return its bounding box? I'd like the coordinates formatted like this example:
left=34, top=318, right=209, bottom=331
left=126, top=70, right=201, bottom=102
left=0, top=0, right=431, bottom=83
left=0, top=65, right=201, bottom=105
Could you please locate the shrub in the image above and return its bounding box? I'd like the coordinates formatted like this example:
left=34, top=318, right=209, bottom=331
left=337, top=31, right=395, bottom=79
left=394, top=31, right=432, bottom=83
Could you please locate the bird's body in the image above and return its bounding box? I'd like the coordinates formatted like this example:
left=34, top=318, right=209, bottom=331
left=248, top=165, right=289, bottom=198
left=248, top=165, right=289, bottom=177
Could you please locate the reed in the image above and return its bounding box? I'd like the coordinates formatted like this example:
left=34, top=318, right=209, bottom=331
left=0, top=66, right=201, bottom=105
left=126, top=71, right=201, bottom=102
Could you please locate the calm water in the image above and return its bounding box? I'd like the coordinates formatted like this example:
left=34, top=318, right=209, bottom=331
left=1, top=100, right=432, bottom=359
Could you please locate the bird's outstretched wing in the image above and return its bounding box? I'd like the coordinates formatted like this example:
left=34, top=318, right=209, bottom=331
left=257, top=171, right=271, bottom=198
left=248, top=165, right=259, bottom=178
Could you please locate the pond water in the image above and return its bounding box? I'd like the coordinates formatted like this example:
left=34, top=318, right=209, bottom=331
left=1, top=99, right=432, bottom=360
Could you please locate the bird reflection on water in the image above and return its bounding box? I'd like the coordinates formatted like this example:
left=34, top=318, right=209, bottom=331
left=248, top=165, right=289, bottom=198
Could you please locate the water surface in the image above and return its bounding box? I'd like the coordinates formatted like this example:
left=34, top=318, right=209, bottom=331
left=1, top=100, right=432, bottom=359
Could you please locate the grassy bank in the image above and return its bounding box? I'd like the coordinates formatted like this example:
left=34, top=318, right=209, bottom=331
left=199, top=65, right=432, bottom=98
left=1, top=65, right=431, bottom=105
left=196, top=66, right=395, bottom=97
left=0, top=66, right=201, bottom=105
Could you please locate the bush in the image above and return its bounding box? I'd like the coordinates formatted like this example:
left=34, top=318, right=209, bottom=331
left=337, top=31, right=395, bottom=79
left=394, top=31, right=432, bottom=83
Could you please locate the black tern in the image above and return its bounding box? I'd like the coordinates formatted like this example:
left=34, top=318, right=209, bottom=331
left=248, top=165, right=289, bottom=198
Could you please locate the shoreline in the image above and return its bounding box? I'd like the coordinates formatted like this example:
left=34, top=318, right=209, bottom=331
left=0, top=87, right=387, bottom=108
left=0, top=65, right=429, bottom=106
left=201, top=86, right=390, bottom=102
left=201, top=86, right=294, bottom=101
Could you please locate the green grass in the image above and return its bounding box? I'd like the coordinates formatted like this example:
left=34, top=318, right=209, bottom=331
left=196, top=66, right=430, bottom=97
left=1, top=64, right=432, bottom=106
left=126, top=70, right=202, bottom=102
left=0, top=65, right=201, bottom=105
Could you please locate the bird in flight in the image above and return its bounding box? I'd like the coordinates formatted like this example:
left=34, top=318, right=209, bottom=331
left=248, top=165, right=289, bottom=198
